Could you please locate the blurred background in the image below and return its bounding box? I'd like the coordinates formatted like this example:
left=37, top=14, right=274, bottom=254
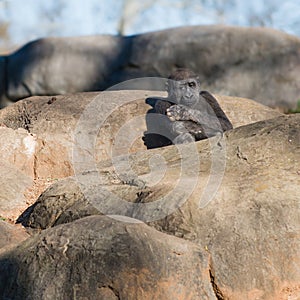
left=1, top=0, right=300, bottom=53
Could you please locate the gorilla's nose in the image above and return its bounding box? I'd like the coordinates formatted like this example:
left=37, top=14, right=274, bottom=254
left=186, top=90, right=193, bottom=98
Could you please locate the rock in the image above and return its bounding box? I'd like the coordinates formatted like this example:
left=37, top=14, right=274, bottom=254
left=17, top=177, right=95, bottom=230
left=138, top=114, right=300, bottom=299
left=0, top=90, right=281, bottom=221
left=0, top=90, right=282, bottom=164
left=0, top=221, right=29, bottom=254
left=0, top=215, right=216, bottom=300
left=0, top=161, right=33, bottom=221
left=0, top=126, right=37, bottom=220
left=0, top=91, right=155, bottom=179
left=4, top=35, right=126, bottom=101
left=21, top=114, right=300, bottom=299
left=1, top=25, right=300, bottom=109
left=200, top=94, right=282, bottom=128
left=0, top=127, right=37, bottom=178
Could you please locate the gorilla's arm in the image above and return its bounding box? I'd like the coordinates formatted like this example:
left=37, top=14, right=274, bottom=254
left=166, top=91, right=233, bottom=135
left=154, top=99, right=172, bottom=115
left=200, top=91, right=233, bottom=131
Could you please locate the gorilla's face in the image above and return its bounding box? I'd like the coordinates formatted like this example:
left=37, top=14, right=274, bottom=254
left=168, top=78, right=200, bottom=107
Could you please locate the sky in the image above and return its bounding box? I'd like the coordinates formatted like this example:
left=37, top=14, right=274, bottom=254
left=1, top=0, right=300, bottom=50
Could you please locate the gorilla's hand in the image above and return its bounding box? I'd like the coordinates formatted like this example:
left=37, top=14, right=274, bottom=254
left=166, top=104, right=192, bottom=121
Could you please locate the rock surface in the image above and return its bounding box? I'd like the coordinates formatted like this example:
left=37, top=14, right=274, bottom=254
left=0, top=89, right=298, bottom=299
left=0, top=221, right=29, bottom=254
left=1, top=25, right=300, bottom=109
left=19, top=114, right=300, bottom=299
left=0, top=90, right=281, bottom=220
left=0, top=126, right=36, bottom=178
left=0, top=90, right=282, bottom=164
left=0, top=126, right=37, bottom=220
left=0, top=215, right=216, bottom=300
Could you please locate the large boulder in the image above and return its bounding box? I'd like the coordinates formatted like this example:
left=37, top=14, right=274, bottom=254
left=3, top=35, right=126, bottom=101
left=1, top=25, right=300, bottom=109
left=0, top=215, right=216, bottom=300
left=0, top=91, right=155, bottom=178
left=20, top=114, right=300, bottom=299
left=0, top=90, right=282, bottom=163
left=0, top=90, right=282, bottom=218
left=0, top=90, right=281, bottom=221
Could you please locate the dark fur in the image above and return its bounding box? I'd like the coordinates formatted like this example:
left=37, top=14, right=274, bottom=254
left=143, top=69, right=233, bottom=148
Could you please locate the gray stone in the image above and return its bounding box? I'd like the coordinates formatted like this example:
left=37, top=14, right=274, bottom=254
left=1, top=26, right=300, bottom=109
left=5, top=35, right=127, bottom=100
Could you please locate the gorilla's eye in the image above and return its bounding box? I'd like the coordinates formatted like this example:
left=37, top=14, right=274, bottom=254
left=188, top=82, right=196, bottom=88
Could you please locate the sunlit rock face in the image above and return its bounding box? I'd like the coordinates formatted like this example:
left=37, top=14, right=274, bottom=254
left=0, top=87, right=299, bottom=299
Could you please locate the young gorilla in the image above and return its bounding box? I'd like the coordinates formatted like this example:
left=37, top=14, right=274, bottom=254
left=153, top=68, right=233, bottom=145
